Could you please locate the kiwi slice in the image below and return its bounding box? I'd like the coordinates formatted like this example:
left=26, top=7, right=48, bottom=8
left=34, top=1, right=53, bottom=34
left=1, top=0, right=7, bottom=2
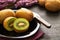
left=3, top=17, right=16, bottom=31
left=13, top=18, right=29, bottom=33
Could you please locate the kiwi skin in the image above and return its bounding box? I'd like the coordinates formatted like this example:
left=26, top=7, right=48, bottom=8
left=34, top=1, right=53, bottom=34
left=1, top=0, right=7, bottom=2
left=38, top=0, right=45, bottom=6
left=45, top=0, right=60, bottom=12
left=0, top=9, right=15, bottom=24
left=16, top=8, right=33, bottom=21
left=13, top=18, right=29, bottom=33
left=14, top=28, right=28, bottom=33
left=3, top=17, right=16, bottom=31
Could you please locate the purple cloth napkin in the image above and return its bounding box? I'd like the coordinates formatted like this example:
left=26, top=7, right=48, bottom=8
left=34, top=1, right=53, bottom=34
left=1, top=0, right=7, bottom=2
left=0, top=29, right=44, bottom=40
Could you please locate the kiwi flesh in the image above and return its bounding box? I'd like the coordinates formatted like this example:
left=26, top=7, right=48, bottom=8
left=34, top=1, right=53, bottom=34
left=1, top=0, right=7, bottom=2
left=13, top=18, right=29, bottom=33
left=3, top=17, right=16, bottom=31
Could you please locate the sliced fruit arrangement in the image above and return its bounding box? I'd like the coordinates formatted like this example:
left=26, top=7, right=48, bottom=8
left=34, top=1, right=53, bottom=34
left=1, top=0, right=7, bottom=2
left=13, top=18, right=29, bottom=33
left=3, top=17, right=29, bottom=33
left=3, top=17, right=16, bottom=31
left=0, top=8, right=33, bottom=33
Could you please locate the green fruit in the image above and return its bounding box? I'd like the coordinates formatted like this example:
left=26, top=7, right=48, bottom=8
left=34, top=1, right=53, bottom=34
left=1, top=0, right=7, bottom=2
left=3, top=17, right=16, bottom=31
left=13, top=18, right=29, bottom=33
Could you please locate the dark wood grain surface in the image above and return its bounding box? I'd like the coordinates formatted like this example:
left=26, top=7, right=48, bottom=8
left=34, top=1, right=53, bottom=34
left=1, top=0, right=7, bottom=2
left=30, top=5, right=60, bottom=40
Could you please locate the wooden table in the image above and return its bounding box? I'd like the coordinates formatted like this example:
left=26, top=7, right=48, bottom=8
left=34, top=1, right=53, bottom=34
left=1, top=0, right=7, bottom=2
left=30, top=5, right=60, bottom=40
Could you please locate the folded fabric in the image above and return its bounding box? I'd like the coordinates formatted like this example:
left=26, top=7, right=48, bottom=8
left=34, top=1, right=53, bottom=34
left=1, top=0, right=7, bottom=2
left=0, top=0, right=38, bottom=9
left=15, top=0, right=38, bottom=8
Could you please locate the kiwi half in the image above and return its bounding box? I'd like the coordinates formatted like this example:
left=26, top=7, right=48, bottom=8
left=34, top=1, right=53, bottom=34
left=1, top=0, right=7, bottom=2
left=0, top=9, right=15, bottom=24
left=13, top=18, right=29, bottom=33
left=3, top=17, right=16, bottom=31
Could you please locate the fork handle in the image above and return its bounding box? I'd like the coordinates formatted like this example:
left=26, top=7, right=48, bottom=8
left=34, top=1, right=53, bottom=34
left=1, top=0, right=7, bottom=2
left=35, top=17, right=51, bottom=28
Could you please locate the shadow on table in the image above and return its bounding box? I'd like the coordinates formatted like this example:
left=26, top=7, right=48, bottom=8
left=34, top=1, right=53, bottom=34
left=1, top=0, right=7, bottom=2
left=46, top=10, right=60, bottom=17
left=37, top=5, right=60, bottom=16
left=38, top=5, right=60, bottom=19
left=37, top=5, right=46, bottom=11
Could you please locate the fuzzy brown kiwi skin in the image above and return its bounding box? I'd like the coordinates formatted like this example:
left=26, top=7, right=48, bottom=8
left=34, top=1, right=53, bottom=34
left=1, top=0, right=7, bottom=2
left=0, top=9, right=15, bottom=24
left=45, top=3, right=58, bottom=12
left=16, top=8, right=33, bottom=21
left=45, top=0, right=60, bottom=12
left=38, top=0, right=46, bottom=6
left=14, top=27, right=29, bottom=33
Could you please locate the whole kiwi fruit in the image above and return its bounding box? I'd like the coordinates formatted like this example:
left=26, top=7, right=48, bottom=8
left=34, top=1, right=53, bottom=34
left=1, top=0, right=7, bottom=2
left=13, top=18, right=29, bottom=33
left=45, top=0, right=60, bottom=12
left=38, top=0, right=46, bottom=6
left=16, top=8, right=33, bottom=21
left=0, top=9, right=15, bottom=24
left=3, top=17, right=16, bottom=31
